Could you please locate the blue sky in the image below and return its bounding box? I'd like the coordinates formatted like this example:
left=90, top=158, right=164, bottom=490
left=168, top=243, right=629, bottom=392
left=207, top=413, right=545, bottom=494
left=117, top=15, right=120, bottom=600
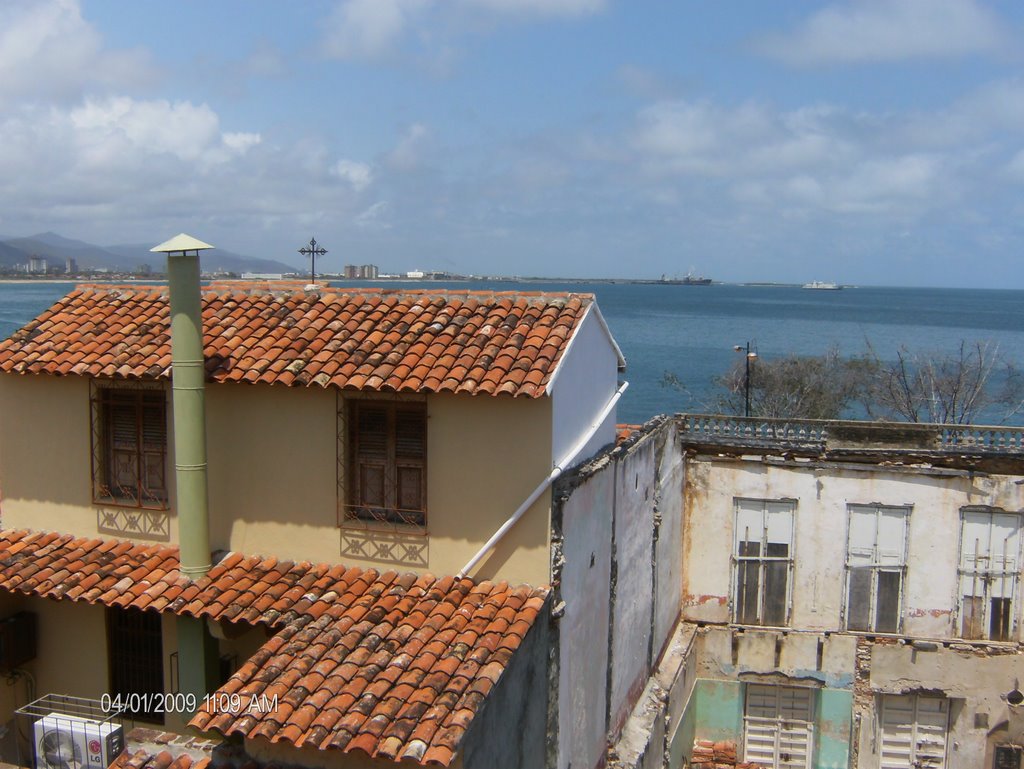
left=1, top=0, right=1023, bottom=287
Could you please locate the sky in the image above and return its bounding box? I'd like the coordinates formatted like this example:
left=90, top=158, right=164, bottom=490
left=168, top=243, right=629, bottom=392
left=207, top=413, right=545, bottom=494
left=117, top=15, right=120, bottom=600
left=1, top=0, right=1023, bottom=287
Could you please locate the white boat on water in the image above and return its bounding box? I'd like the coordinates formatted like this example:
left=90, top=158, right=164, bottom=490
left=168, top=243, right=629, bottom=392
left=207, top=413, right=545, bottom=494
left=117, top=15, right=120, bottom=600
left=802, top=281, right=841, bottom=290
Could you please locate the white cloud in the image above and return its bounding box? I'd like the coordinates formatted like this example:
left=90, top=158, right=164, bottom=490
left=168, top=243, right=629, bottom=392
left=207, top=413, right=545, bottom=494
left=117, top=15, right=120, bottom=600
left=460, top=0, right=605, bottom=17
left=354, top=200, right=392, bottom=229
left=387, top=123, right=429, bottom=170
left=334, top=159, right=374, bottom=191
left=627, top=97, right=961, bottom=217
left=320, top=0, right=605, bottom=62
left=1005, top=149, right=1024, bottom=181
left=0, top=0, right=153, bottom=104
left=321, top=0, right=429, bottom=60
left=757, top=0, right=1006, bottom=66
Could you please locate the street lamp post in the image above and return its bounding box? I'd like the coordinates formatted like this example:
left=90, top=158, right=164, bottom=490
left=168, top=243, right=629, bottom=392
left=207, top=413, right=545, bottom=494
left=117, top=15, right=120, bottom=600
left=733, top=342, right=758, bottom=417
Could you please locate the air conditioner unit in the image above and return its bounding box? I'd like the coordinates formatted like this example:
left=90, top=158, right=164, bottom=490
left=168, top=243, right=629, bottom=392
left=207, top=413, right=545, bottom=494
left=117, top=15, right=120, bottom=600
left=33, top=714, right=123, bottom=769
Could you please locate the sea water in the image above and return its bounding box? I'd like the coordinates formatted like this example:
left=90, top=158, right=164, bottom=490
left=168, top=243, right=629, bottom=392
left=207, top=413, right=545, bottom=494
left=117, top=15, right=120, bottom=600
left=2, top=280, right=1022, bottom=425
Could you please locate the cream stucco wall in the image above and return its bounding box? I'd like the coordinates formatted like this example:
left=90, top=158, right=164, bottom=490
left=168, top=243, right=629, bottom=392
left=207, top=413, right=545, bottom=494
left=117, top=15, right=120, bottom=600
left=29, top=598, right=110, bottom=704
left=0, top=375, right=99, bottom=535
left=0, top=373, right=554, bottom=586
left=682, top=455, right=1024, bottom=641
left=210, top=384, right=553, bottom=584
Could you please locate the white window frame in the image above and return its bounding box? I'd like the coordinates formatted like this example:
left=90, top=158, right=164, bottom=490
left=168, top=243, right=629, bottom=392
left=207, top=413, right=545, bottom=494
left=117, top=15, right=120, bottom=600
left=957, top=507, right=1021, bottom=642
left=743, top=684, right=814, bottom=769
left=844, top=504, right=910, bottom=634
left=732, top=498, right=796, bottom=627
left=877, top=693, right=949, bottom=769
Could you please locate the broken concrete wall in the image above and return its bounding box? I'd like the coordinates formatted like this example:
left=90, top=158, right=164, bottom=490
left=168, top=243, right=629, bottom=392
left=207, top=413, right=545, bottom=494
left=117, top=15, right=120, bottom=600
left=609, top=432, right=658, bottom=738
left=553, top=457, right=615, bottom=769
left=855, top=641, right=1024, bottom=769
left=551, top=418, right=685, bottom=769
left=680, top=626, right=857, bottom=767
left=653, top=419, right=684, bottom=663
left=682, top=455, right=1024, bottom=640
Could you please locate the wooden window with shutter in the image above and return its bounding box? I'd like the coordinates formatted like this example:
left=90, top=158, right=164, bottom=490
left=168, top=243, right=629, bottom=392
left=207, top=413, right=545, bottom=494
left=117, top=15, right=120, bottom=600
left=958, top=508, right=1021, bottom=641
left=347, top=401, right=427, bottom=526
left=91, top=385, right=168, bottom=509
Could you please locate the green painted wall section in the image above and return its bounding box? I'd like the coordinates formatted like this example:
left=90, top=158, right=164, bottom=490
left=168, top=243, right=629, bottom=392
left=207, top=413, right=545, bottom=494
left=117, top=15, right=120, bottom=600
left=677, top=679, right=743, bottom=763
left=814, top=689, right=853, bottom=769
left=675, top=680, right=853, bottom=769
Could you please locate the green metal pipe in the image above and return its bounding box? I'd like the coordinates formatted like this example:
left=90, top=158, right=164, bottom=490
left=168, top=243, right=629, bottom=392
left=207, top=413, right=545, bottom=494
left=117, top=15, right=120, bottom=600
left=177, top=616, right=220, bottom=709
left=168, top=251, right=211, bottom=579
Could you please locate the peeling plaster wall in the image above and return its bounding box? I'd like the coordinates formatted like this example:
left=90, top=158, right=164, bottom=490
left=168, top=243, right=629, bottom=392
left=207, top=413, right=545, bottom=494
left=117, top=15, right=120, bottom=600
left=551, top=419, right=684, bottom=769
left=682, top=455, right=1024, bottom=641
left=653, top=420, right=684, bottom=662
left=554, top=462, right=614, bottom=769
left=609, top=434, right=657, bottom=739
left=856, top=642, right=1024, bottom=769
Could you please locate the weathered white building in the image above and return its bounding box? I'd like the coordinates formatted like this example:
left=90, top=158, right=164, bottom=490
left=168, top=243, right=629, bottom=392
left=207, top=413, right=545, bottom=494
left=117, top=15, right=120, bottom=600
left=673, top=415, right=1024, bottom=769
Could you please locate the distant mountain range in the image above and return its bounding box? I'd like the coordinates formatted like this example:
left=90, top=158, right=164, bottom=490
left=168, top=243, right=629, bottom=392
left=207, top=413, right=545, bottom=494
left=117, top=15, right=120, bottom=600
left=0, top=232, right=299, bottom=274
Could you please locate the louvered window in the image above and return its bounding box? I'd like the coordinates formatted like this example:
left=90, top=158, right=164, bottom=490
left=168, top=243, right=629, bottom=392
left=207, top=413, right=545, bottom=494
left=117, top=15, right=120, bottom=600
left=878, top=694, right=948, bottom=769
left=845, top=505, right=909, bottom=633
left=743, top=684, right=814, bottom=769
left=734, top=499, right=795, bottom=626
left=958, top=508, right=1021, bottom=641
left=347, top=401, right=427, bottom=526
left=91, top=386, right=168, bottom=509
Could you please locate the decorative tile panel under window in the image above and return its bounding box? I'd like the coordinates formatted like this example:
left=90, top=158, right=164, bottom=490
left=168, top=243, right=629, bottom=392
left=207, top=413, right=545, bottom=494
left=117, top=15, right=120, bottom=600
left=733, top=498, right=795, bottom=626
left=958, top=508, right=1021, bottom=641
left=743, top=684, right=814, bottom=769
left=90, top=383, right=168, bottom=510
left=344, top=400, right=427, bottom=527
left=845, top=504, right=909, bottom=633
left=878, top=693, right=948, bottom=769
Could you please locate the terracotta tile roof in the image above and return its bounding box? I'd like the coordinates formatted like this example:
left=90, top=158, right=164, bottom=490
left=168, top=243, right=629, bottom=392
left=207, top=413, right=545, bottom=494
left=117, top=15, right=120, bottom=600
left=0, top=529, right=354, bottom=627
left=616, top=423, right=642, bottom=444
left=0, top=530, right=549, bottom=766
left=191, top=575, right=546, bottom=766
left=110, top=750, right=211, bottom=769
left=0, top=284, right=597, bottom=397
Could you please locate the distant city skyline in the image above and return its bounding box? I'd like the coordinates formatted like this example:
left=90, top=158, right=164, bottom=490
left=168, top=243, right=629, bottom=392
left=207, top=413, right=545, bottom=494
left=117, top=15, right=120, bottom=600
left=1, top=1, right=1023, bottom=288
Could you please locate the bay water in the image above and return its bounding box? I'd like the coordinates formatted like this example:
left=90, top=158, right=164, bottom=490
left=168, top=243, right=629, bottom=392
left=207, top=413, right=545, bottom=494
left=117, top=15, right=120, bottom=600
left=2, top=281, right=1022, bottom=425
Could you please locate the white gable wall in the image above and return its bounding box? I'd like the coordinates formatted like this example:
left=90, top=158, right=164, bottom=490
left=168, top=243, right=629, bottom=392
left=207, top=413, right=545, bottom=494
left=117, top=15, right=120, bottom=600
left=549, top=305, right=621, bottom=467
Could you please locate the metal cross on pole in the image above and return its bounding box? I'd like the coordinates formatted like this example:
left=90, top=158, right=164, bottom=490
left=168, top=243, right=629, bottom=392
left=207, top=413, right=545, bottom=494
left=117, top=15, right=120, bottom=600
left=298, top=237, right=327, bottom=284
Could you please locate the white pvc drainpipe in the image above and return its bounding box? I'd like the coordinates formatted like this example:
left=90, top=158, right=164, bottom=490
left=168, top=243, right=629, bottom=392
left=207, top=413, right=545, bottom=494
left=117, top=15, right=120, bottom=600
left=457, top=380, right=630, bottom=579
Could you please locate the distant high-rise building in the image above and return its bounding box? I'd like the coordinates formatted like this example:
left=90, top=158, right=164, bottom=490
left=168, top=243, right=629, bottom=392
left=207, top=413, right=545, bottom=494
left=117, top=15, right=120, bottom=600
left=65, top=257, right=78, bottom=274
left=343, top=264, right=379, bottom=279
left=28, top=255, right=47, bottom=274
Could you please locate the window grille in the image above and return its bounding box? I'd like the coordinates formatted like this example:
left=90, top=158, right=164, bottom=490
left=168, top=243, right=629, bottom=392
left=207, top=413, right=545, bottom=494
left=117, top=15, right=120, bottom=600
left=90, top=381, right=168, bottom=510
left=107, top=607, right=164, bottom=723
left=339, top=398, right=427, bottom=527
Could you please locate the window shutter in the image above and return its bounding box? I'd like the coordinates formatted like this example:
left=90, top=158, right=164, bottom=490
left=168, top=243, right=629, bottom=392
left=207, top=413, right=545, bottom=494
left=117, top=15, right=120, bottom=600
left=348, top=402, right=427, bottom=523
left=880, top=695, right=948, bottom=769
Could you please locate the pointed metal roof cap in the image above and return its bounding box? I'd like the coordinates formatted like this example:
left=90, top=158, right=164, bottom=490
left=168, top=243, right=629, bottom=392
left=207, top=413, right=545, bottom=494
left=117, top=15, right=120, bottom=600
left=150, top=233, right=215, bottom=254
